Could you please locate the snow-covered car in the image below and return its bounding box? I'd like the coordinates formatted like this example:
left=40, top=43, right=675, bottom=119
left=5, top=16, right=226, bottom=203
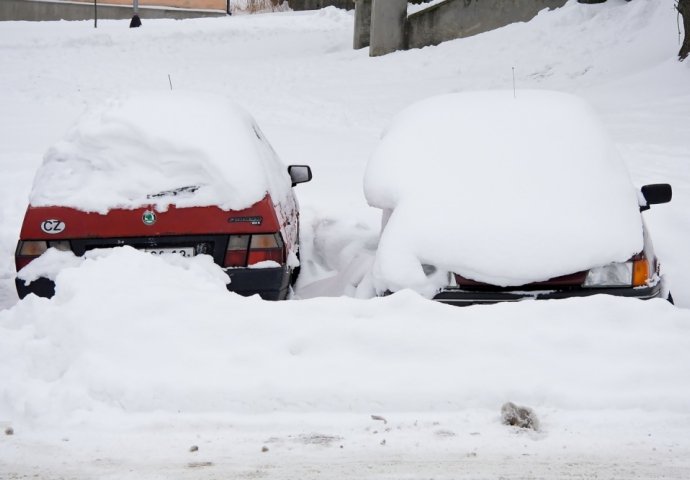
left=364, top=90, right=671, bottom=305
left=15, top=92, right=312, bottom=301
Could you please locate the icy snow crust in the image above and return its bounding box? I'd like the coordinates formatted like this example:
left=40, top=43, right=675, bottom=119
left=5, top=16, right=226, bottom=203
left=30, top=91, right=292, bottom=213
left=365, top=91, right=644, bottom=295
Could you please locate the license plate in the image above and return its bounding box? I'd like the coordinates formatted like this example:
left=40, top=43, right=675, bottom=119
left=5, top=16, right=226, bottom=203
left=144, top=247, right=194, bottom=257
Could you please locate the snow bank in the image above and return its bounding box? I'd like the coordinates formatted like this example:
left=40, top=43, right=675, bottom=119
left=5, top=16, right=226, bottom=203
left=1, top=248, right=689, bottom=425
left=364, top=90, right=644, bottom=295
left=30, top=91, right=292, bottom=214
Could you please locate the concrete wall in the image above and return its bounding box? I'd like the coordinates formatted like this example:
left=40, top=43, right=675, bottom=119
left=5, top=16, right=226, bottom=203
left=407, top=0, right=567, bottom=49
left=369, top=0, right=406, bottom=56
left=353, top=0, right=371, bottom=49
left=0, top=0, right=224, bottom=22
left=287, top=0, right=354, bottom=10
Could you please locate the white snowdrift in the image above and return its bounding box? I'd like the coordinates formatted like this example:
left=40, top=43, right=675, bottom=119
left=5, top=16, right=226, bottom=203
left=365, top=90, right=644, bottom=295
left=1, top=248, right=689, bottom=425
left=30, top=91, right=292, bottom=214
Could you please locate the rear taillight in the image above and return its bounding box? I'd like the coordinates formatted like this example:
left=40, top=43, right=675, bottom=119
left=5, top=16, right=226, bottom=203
left=248, top=234, right=285, bottom=266
left=223, top=235, right=250, bottom=267
left=223, top=233, right=285, bottom=268
left=18, top=240, right=48, bottom=256
left=15, top=240, right=48, bottom=271
left=15, top=240, right=71, bottom=271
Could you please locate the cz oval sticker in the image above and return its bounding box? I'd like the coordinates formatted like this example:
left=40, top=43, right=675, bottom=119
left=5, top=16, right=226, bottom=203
left=41, top=219, right=66, bottom=234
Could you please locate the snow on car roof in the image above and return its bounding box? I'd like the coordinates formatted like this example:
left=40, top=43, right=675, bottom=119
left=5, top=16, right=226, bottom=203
left=364, top=90, right=644, bottom=294
left=29, top=91, right=291, bottom=214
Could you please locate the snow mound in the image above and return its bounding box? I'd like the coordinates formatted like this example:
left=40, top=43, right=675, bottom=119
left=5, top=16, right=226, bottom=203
left=364, top=90, right=644, bottom=295
left=30, top=91, right=292, bottom=214
left=1, top=247, right=689, bottom=425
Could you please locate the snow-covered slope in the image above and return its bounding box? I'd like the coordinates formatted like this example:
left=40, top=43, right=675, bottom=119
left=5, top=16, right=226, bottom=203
left=1, top=0, right=689, bottom=477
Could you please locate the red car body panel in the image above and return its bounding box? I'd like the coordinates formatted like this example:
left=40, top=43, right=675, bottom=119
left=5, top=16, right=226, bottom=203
left=19, top=196, right=280, bottom=240
left=15, top=193, right=301, bottom=300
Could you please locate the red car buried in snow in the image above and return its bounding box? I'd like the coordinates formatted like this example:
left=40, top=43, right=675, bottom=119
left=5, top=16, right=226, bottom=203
left=15, top=92, right=312, bottom=301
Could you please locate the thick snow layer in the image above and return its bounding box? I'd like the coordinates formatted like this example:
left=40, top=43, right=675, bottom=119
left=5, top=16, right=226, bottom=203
left=2, top=247, right=689, bottom=423
left=30, top=91, right=292, bottom=213
left=2, top=249, right=690, bottom=477
left=16, top=246, right=230, bottom=286
left=365, top=90, right=644, bottom=294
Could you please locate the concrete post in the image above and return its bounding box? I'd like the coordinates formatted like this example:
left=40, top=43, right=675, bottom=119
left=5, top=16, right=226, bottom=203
left=353, top=0, right=372, bottom=49
left=369, top=0, right=407, bottom=57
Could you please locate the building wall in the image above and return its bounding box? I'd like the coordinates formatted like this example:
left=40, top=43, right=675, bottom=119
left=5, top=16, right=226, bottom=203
left=54, top=0, right=225, bottom=9
left=0, top=0, right=225, bottom=21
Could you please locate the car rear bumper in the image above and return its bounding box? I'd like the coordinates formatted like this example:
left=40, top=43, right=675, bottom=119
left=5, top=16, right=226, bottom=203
left=432, top=283, right=663, bottom=306
left=15, top=277, right=55, bottom=300
left=16, top=266, right=291, bottom=302
left=223, top=266, right=291, bottom=301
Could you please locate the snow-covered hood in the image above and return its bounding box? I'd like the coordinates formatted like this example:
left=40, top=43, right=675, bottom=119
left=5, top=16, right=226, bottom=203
left=364, top=90, right=643, bottom=295
left=29, top=91, right=292, bottom=214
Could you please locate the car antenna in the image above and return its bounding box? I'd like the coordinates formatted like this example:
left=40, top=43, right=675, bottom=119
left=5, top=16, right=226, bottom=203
left=168, top=74, right=173, bottom=91
left=512, top=67, right=516, bottom=99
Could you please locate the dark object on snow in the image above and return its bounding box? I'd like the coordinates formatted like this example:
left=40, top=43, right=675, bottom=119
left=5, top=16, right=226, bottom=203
left=261, top=446, right=269, bottom=452
left=189, top=445, right=198, bottom=452
left=679, top=0, right=690, bottom=60
left=501, top=402, right=540, bottom=431
left=371, top=414, right=388, bottom=424
left=288, top=0, right=354, bottom=11
left=5, top=427, right=14, bottom=436
left=130, top=14, right=142, bottom=28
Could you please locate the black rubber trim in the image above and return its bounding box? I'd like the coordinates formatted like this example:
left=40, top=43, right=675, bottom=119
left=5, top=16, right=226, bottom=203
left=15, top=277, right=55, bottom=299
left=432, top=283, right=663, bottom=306
left=224, top=266, right=291, bottom=301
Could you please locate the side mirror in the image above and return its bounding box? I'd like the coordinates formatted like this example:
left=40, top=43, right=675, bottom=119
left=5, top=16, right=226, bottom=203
left=288, top=165, right=312, bottom=187
left=640, top=184, right=672, bottom=211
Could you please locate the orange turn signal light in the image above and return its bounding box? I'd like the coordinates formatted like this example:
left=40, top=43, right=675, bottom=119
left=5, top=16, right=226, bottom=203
left=632, top=259, right=649, bottom=287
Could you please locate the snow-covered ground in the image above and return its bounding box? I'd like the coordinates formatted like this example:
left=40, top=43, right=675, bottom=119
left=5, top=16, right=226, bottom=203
left=1, top=0, right=690, bottom=477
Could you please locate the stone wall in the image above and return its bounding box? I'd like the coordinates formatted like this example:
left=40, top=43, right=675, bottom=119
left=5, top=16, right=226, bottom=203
left=0, top=0, right=225, bottom=22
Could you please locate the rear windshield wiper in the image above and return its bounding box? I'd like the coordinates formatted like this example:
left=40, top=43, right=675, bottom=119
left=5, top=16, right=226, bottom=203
left=147, top=185, right=200, bottom=199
